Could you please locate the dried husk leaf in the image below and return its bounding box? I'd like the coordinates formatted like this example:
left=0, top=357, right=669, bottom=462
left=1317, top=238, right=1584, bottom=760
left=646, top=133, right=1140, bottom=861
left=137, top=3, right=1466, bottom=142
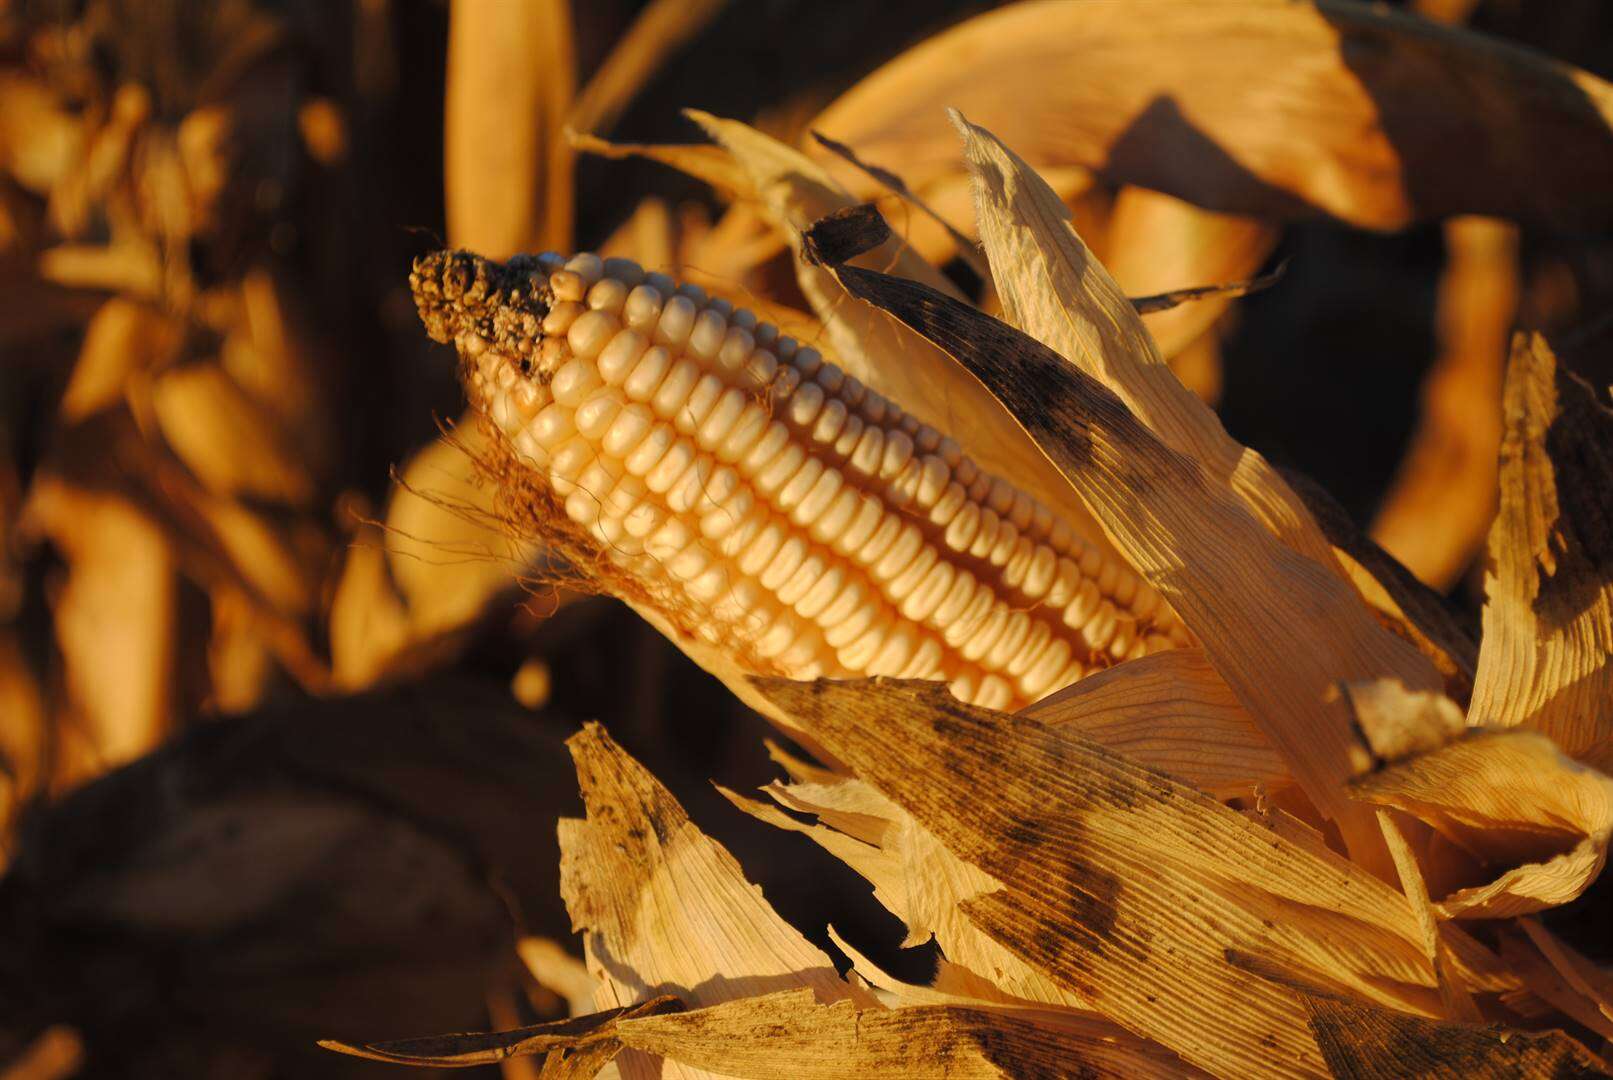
left=1494, top=922, right=1613, bottom=1043
left=557, top=722, right=864, bottom=1080
left=806, top=173, right=1437, bottom=865
left=1370, top=217, right=1516, bottom=590
left=385, top=422, right=537, bottom=640
left=567, top=0, right=730, bottom=139
left=809, top=0, right=1613, bottom=231
left=445, top=0, right=575, bottom=255
left=1096, top=187, right=1277, bottom=366
left=20, top=476, right=174, bottom=770
left=955, top=113, right=1351, bottom=576
left=755, top=677, right=1466, bottom=1079
left=685, top=111, right=1115, bottom=559
left=327, top=519, right=414, bottom=691
left=1350, top=727, right=1613, bottom=919
left=1518, top=918, right=1613, bottom=1020
left=148, top=362, right=315, bottom=506
left=568, top=131, right=748, bottom=201
left=1283, top=466, right=1480, bottom=697
left=1296, top=985, right=1609, bottom=1078
left=57, top=298, right=177, bottom=423
left=722, top=778, right=1082, bottom=1011
left=320, top=995, right=682, bottom=1067
left=519, top=937, right=600, bottom=1019
left=612, top=988, right=1191, bottom=1080
left=1021, top=648, right=1289, bottom=799
left=954, top=111, right=1467, bottom=707
left=1376, top=808, right=1483, bottom=1022
left=1470, top=332, right=1613, bottom=760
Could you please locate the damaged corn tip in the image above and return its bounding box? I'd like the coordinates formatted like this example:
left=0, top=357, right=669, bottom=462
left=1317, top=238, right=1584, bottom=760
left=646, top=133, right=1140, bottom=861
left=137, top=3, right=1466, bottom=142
left=410, top=248, right=1194, bottom=711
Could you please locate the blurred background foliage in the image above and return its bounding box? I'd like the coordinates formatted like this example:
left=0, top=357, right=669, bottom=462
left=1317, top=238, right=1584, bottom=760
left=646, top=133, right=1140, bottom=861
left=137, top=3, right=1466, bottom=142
left=1, top=0, right=1611, bottom=1076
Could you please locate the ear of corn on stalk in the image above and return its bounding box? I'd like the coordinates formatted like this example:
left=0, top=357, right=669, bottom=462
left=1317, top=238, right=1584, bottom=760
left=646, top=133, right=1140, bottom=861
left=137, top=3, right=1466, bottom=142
left=411, top=249, right=1193, bottom=711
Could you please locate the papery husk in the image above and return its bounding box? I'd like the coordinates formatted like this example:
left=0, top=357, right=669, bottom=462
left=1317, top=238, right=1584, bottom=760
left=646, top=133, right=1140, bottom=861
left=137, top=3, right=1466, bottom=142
left=1494, top=921, right=1613, bottom=1043
left=320, top=995, right=682, bottom=1070
left=1352, top=727, right=1613, bottom=919
left=1294, top=980, right=1607, bottom=1078
left=19, top=476, right=174, bottom=770
left=444, top=0, right=574, bottom=256
left=682, top=111, right=1117, bottom=562
left=329, top=423, right=541, bottom=691
left=1022, top=648, right=1289, bottom=799
left=754, top=677, right=1569, bottom=1079
left=721, top=778, right=1084, bottom=1012
left=57, top=297, right=177, bottom=424
left=612, top=988, right=1191, bottom=1080
left=566, top=0, right=730, bottom=139
left=557, top=722, right=865, bottom=1080
left=1370, top=217, right=1516, bottom=591
left=327, top=985, right=1205, bottom=1080
left=1283, top=467, right=1480, bottom=699
left=1095, top=187, right=1277, bottom=367
left=1470, top=332, right=1613, bottom=761
left=148, top=362, right=314, bottom=506
left=808, top=0, right=1613, bottom=231
left=805, top=142, right=1438, bottom=866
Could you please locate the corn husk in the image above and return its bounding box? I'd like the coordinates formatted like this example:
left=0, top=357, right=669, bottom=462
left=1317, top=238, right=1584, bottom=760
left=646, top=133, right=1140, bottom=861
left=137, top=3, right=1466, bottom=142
left=1470, top=332, right=1613, bottom=762
left=808, top=0, right=1613, bottom=231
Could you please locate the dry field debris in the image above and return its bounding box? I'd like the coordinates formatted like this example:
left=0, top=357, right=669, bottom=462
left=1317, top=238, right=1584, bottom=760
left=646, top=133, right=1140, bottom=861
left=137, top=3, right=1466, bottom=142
left=4, top=1, right=1613, bottom=1078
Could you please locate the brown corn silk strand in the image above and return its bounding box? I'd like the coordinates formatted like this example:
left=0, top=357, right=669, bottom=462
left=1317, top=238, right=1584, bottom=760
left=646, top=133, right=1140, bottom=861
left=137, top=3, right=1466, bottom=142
left=409, top=249, right=1193, bottom=711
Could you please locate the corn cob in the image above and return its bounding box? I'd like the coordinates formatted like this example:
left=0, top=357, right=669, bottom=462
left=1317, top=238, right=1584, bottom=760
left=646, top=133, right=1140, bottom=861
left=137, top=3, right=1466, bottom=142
left=411, top=249, right=1193, bottom=711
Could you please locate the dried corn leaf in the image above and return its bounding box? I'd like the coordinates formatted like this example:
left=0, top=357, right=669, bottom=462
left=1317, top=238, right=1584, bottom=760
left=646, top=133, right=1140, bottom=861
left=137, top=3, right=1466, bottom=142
left=955, top=110, right=1464, bottom=708
left=320, top=995, right=682, bottom=1067
left=567, top=0, right=730, bottom=138
left=558, top=722, right=862, bottom=1079
left=722, top=778, right=1082, bottom=1011
left=1470, top=332, right=1613, bottom=760
left=1494, top=924, right=1613, bottom=1043
left=1283, top=466, right=1480, bottom=697
left=1098, top=188, right=1277, bottom=364
left=327, top=520, right=413, bottom=690
left=1022, top=648, right=1289, bottom=799
left=612, top=987, right=1191, bottom=1079
left=445, top=0, right=574, bottom=255
left=761, top=680, right=1567, bottom=1076
left=685, top=112, right=1115, bottom=559
left=568, top=131, right=748, bottom=202
left=1370, top=217, right=1516, bottom=591
left=809, top=0, right=1613, bottom=231
left=756, top=677, right=1558, bottom=1076
left=21, top=476, right=174, bottom=770
left=1297, top=985, right=1608, bottom=1078
left=385, top=422, right=535, bottom=641
left=955, top=113, right=1340, bottom=573
left=57, top=298, right=176, bottom=423
left=520, top=938, right=600, bottom=1019
left=1518, top=918, right=1613, bottom=1019
left=149, top=362, right=314, bottom=506
left=1350, top=727, right=1613, bottom=919
left=805, top=187, right=1437, bottom=864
